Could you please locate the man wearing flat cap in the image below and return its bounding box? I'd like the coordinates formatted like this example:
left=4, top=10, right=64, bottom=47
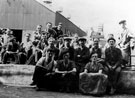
left=43, top=37, right=59, bottom=60
left=118, top=20, right=135, bottom=66
left=104, top=37, right=122, bottom=94
left=58, top=37, right=74, bottom=60
left=119, top=20, right=126, bottom=25
left=74, top=37, right=90, bottom=73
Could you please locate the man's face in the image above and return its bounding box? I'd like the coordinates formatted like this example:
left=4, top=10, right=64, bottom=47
left=91, top=53, right=98, bottom=62
left=121, top=22, right=126, bottom=29
left=74, top=37, right=78, bottom=42
left=109, top=40, right=115, bottom=47
left=36, top=25, right=42, bottom=31
left=48, top=40, right=54, bottom=46
left=63, top=53, right=70, bottom=60
left=13, top=38, right=16, bottom=43
left=93, top=40, right=99, bottom=47
left=26, top=34, right=30, bottom=40
left=64, top=40, right=71, bottom=47
left=48, top=51, right=53, bottom=58
left=57, top=24, right=62, bottom=30
left=41, top=32, right=46, bottom=39
left=46, top=23, right=52, bottom=29
left=79, top=40, right=85, bottom=46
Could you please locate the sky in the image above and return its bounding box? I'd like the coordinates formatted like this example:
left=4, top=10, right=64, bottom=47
left=39, top=0, right=135, bottom=38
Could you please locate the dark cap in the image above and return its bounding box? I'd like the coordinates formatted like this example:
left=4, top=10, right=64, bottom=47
left=119, top=20, right=126, bottom=24
left=78, top=37, right=87, bottom=41
left=64, top=37, right=72, bottom=41
left=107, top=37, right=116, bottom=42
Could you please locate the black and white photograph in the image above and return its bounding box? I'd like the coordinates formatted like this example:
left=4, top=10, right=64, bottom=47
left=0, top=0, right=135, bottom=98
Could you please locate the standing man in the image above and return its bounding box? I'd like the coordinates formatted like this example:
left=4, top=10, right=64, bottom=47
left=58, top=37, right=74, bottom=60
left=74, top=37, right=90, bottom=73
left=118, top=20, right=134, bottom=66
left=43, top=37, right=59, bottom=61
left=90, top=38, right=102, bottom=58
left=105, top=37, right=122, bottom=94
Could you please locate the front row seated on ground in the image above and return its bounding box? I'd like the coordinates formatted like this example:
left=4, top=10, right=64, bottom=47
left=31, top=51, right=78, bottom=92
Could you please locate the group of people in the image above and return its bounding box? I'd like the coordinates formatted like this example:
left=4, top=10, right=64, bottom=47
left=0, top=20, right=134, bottom=95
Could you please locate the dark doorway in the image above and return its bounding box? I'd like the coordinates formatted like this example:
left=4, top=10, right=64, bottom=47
left=11, top=29, right=22, bottom=43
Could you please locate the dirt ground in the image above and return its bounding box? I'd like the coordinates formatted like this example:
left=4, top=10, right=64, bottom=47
left=0, top=85, right=135, bottom=98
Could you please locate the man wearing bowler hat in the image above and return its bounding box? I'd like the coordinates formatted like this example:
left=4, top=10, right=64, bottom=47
left=105, top=37, right=122, bottom=94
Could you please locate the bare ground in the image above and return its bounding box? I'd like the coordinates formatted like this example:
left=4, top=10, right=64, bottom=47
left=0, top=85, right=135, bottom=98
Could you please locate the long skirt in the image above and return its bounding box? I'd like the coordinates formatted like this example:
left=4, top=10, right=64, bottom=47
left=79, top=73, right=108, bottom=95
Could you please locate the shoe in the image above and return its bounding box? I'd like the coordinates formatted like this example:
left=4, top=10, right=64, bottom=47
left=30, top=82, right=36, bottom=86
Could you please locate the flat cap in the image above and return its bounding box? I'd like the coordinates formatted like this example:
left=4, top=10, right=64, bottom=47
left=119, top=20, right=126, bottom=24
left=107, top=37, right=116, bottom=42
left=64, top=37, right=72, bottom=41
left=78, top=37, right=87, bottom=41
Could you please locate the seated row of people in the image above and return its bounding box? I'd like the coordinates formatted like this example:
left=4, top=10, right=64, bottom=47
left=0, top=22, right=63, bottom=64
left=30, top=37, right=122, bottom=95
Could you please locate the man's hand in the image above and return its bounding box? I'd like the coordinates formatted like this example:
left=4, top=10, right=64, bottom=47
left=77, top=55, right=81, bottom=57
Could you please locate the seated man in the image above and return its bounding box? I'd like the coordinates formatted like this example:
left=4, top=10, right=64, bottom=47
left=26, top=40, right=42, bottom=65
left=79, top=53, right=108, bottom=95
left=55, top=53, right=77, bottom=92
left=18, top=33, right=32, bottom=64
left=105, top=37, right=122, bottom=94
left=30, top=49, right=57, bottom=91
left=3, top=37, right=19, bottom=64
